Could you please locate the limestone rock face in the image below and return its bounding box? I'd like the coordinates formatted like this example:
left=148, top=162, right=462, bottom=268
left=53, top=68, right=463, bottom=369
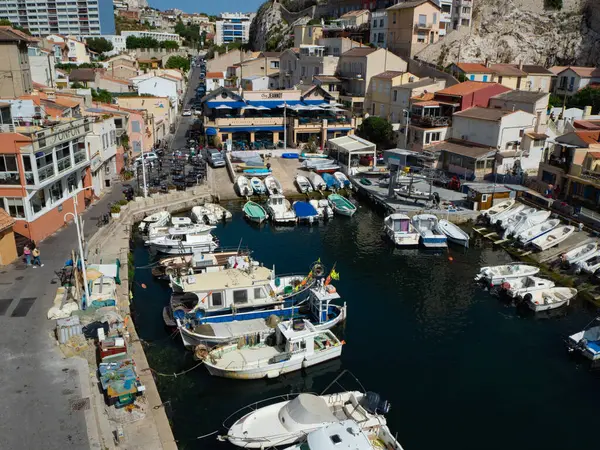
left=417, top=0, right=600, bottom=67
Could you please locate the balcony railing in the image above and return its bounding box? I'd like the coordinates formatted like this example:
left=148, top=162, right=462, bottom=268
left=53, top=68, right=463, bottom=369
left=207, top=117, right=285, bottom=127
left=411, top=115, right=451, bottom=128
left=414, top=22, right=434, bottom=30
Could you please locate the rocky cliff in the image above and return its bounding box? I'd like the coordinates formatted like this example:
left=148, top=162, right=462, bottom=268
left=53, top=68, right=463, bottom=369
left=417, top=0, right=600, bottom=67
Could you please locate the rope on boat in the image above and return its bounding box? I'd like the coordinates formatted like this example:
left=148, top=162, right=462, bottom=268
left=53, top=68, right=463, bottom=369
left=142, top=360, right=204, bottom=378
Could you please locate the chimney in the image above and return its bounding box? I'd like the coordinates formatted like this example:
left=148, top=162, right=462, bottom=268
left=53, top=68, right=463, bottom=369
left=534, top=110, right=545, bottom=134
left=484, top=58, right=489, bottom=68
left=584, top=105, right=593, bottom=119
left=519, top=60, right=523, bottom=71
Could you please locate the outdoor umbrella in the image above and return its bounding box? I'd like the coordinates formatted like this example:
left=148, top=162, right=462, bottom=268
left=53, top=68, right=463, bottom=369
left=256, top=105, right=271, bottom=110
left=215, top=105, right=232, bottom=109
left=242, top=105, right=258, bottom=109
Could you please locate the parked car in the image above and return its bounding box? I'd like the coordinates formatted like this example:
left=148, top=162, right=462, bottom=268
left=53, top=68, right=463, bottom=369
left=207, top=148, right=225, bottom=168
left=182, top=109, right=192, bottom=116
left=133, top=152, right=159, bottom=168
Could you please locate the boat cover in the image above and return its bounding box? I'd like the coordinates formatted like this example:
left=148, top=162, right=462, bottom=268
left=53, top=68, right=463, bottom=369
left=284, top=394, right=338, bottom=425
left=293, top=202, right=318, bottom=218
left=322, top=173, right=339, bottom=189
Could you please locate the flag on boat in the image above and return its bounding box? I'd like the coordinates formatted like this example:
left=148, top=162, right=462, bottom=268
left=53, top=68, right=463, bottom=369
left=330, top=269, right=339, bottom=280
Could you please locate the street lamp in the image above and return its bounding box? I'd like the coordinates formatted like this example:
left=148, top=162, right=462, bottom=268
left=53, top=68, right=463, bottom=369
left=64, top=186, right=93, bottom=308
left=402, top=109, right=410, bottom=150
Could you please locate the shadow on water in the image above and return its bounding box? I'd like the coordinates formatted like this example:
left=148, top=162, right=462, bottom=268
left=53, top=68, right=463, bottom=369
left=132, top=199, right=600, bottom=450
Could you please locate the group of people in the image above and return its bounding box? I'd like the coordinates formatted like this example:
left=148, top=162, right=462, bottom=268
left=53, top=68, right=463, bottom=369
left=23, top=244, right=43, bottom=268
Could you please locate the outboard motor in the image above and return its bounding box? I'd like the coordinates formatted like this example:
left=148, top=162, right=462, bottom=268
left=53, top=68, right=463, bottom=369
left=361, top=392, right=391, bottom=415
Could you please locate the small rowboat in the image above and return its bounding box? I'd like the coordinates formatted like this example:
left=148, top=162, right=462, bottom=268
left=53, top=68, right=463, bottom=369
left=282, top=153, right=299, bottom=159
left=531, top=225, right=575, bottom=251
left=328, top=194, right=356, bottom=217
left=250, top=177, right=266, bottom=195
left=438, top=219, right=470, bottom=248
left=482, top=199, right=515, bottom=218
left=236, top=176, right=253, bottom=197
left=243, top=201, right=268, bottom=224
left=264, top=175, right=283, bottom=195
left=295, top=175, right=313, bottom=193
left=333, top=171, right=350, bottom=188
left=360, top=178, right=372, bottom=186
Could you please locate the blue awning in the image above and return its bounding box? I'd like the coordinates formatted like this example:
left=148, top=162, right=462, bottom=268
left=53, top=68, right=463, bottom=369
left=206, top=101, right=247, bottom=108
left=246, top=100, right=303, bottom=107
left=220, top=126, right=284, bottom=132
left=205, top=127, right=217, bottom=136
left=331, top=127, right=353, bottom=131
left=303, top=100, right=327, bottom=105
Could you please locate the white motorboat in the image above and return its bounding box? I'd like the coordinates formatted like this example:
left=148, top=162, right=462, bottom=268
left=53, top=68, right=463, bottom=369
left=525, top=287, right=577, bottom=312
left=302, top=158, right=336, bottom=169
left=283, top=420, right=405, bottom=450
left=517, top=219, right=560, bottom=244
left=567, top=319, right=600, bottom=361
left=191, top=205, right=217, bottom=225
left=308, top=172, right=326, bottom=191
left=504, top=210, right=551, bottom=238
left=148, top=223, right=214, bottom=239
left=490, top=203, right=524, bottom=225
left=202, top=320, right=343, bottom=380
left=503, top=276, right=555, bottom=298
left=411, top=214, right=447, bottom=249
left=138, top=211, right=170, bottom=233
left=295, top=175, right=313, bottom=194
left=475, top=264, right=540, bottom=285
left=333, top=171, right=351, bottom=188
left=498, top=207, right=537, bottom=229
left=531, top=225, right=575, bottom=251
left=171, top=216, right=192, bottom=226
left=145, top=228, right=219, bottom=254
left=482, top=199, right=515, bottom=218
left=384, top=214, right=420, bottom=247
left=251, top=177, right=267, bottom=195
left=265, top=175, right=283, bottom=195
left=438, top=219, right=470, bottom=248
left=236, top=176, right=253, bottom=197
left=395, top=185, right=432, bottom=202
left=204, top=203, right=232, bottom=221
left=563, top=242, right=598, bottom=265
left=265, top=194, right=297, bottom=224
left=309, top=199, right=334, bottom=220
left=227, top=390, right=391, bottom=448
left=574, top=250, right=600, bottom=274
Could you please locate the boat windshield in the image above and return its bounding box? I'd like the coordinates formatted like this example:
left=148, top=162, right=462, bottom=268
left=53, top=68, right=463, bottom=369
left=392, top=220, right=409, bottom=232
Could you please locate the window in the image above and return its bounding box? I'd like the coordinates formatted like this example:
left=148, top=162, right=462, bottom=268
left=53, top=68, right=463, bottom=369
left=373, top=19, right=377, bottom=28
left=393, top=90, right=397, bottom=102
left=31, top=189, right=46, bottom=214
left=469, top=74, right=475, bottom=81
left=233, top=290, right=248, bottom=304
left=433, top=13, right=437, bottom=24
left=417, top=32, right=426, bottom=43
left=4, top=198, right=24, bottom=218
left=110, top=130, right=116, bottom=145
left=132, top=120, right=141, bottom=132
left=314, top=66, right=319, bottom=76
left=462, top=6, right=470, bottom=14
left=392, top=12, right=396, bottom=24
left=380, top=19, right=384, bottom=27
left=270, top=60, right=279, bottom=69
left=56, top=141, right=71, bottom=173
left=22, top=155, right=34, bottom=185
left=67, top=172, right=77, bottom=192
left=0, top=155, right=19, bottom=185
left=476, top=160, right=485, bottom=169
left=254, top=288, right=266, bottom=299
left=425, top=132, right=441, bottom=144
left=481, top=194, right=489, bottom=203
left=379, top=104, right=384, bottom=116
left=212, top=292, right=223, bottom=306
left=418, top=14, right=427, bottom=26
left=461, top=18, right=470, bottom=26
left=301, top=66, right=306, bottom=77
left=48, top=180, right=62, bottom=203
left=308, top=27, right=312, bottom=37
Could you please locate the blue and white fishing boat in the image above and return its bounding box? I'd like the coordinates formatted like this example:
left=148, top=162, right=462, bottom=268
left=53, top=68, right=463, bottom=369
left=322, top=173, right=340, bottom=190
left=293, top=201, right=320, bottom=224
left=244, top=168, right=272, bottom=177
left=568, top=318, right=600, bottom=363
left=411, top=214, right=447, bottom=249
left=250, top=177, right=266, bottom=195
left=516, top=219, right=560, bottom=245
left=333, top=171, right=351, bottom=188
left=166, top=265, right=346, bottom=348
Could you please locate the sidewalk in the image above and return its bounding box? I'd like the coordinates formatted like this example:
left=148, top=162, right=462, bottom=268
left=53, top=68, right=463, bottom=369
left=0, top=184, right=125, bottom=450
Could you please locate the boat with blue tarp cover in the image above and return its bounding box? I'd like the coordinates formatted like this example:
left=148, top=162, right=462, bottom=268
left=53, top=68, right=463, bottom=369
left=293, top=201, right=320, bottom=224
left=322, top=173, right=340, bottom=190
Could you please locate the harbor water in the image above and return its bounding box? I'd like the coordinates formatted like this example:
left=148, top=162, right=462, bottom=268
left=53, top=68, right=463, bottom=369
left=132, top=199, right=600, bottom=450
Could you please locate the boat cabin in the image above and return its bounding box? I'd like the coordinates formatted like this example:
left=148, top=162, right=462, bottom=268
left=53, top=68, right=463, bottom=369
left=88, top=276, right=117, bottom=308
left=385, top=214, right=412, bottom=234
left=274, top=320, right=340, bottom=360
left=267, top=195, right=287, bottom=207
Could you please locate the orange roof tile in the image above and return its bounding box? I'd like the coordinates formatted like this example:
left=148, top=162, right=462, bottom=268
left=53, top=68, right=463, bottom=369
left=575, top=131, right=600, bottom=145
left=587, top=152, right=600, bottom=159
left=100, top=75, right=132, bottom=85
left=436, top=81, right=500, bottom=96
left=455, top=63, right=493, bottom=74
left=0, top=208, right=15, bottom=232
left=206, top=72, right=224, bottom=79
left=53, top=96, right=80, bottom=108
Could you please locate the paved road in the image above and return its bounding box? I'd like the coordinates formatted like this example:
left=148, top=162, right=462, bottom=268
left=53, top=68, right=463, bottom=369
left=0, top=185, right=126, bottom=450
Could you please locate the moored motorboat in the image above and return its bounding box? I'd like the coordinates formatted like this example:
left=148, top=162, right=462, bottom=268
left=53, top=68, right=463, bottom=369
left=226, top=390, right=391, bottom=448
left=498, top=207, right=537, bottom=229
left=482, top=199, right=515, bottom=218
left=531, top=225, right=575, bottom=251
left=438, top=219, right=470, bottom=248
left=204, top=203, right=232, bottom=221
left=333, top=171, right=350, bottom=188
left=412, top=214, right=447, bottom=249
left=503, top=276, right=555, bottom=298
left=322, top=173, right=340, bottom=190
left=145, top=227, right=218, bottom=254
left=309, top=199, right=334, bottom=220
left=265, top=175, right=283, bottom=195
left=395, top=185, right=432, bottom=202
left=250, top=177, right=266, bottom=195
left=314, top=164, right=341, bottom=174
left=148, top=223, right=214, bottom=239
left=236, top=176, right=253, bottom=197
left=490, top=203, right=524, bottom=225
left=563, top=242, right=598, bottom=265
left=567, top=318, right=600, bottom=362
left=475, top=264, right=540, bottom=285
left=293, top=201, right=319, bottom=224
left=574, top=250, right=600, bottom=274
left=295, top=175, right=313, bottom=194
left=138, top=211, right=171, bottom=233
left=308, top=172, right=326, bottom=191
left=266, top=194, right=297, bottom=224
left=525, top=287, right=577, bottom=312
left=517, top=219, right=560, bottom=245
left=243, top=168, right=271, bottom=178
left=505, top=210, right=551, bottom=238
left=384, top=213, right=420, bottom=247
left=202, top=319, right=343, bottom=380
left=191, top=205, right=218, bottom=225
left=328, top=194, right=356, bottom=217
left=243, top=201, right=268, bottom=224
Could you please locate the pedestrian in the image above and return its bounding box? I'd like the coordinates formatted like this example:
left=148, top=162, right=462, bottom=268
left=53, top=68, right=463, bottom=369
left=23, top=245, right=31, bottom=266
left=32, top=246, right=44, bottom=268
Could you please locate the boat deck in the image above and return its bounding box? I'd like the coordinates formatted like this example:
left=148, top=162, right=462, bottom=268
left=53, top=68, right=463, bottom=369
left=195, top=318, right=271, bottom=338
left=213, top=345, right=281, bottom=368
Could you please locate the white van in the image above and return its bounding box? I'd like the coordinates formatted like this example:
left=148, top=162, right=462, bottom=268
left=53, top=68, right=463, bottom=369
left=134, top=152, right=159, bottom=168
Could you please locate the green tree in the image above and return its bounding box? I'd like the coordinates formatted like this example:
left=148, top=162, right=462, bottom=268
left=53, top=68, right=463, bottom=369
left=161, top=40, right=179, bottom=50
left=548, top=94, right=563, bottom=108
left=165, top=55, right=190, bottom=72
left=570, top=86, right=600, bottom=114
left=357, top=116, right=394, bottom=149
left=0, top=19, right=32, bottom=35
left=92, top=88, right=113, bottom=104
left=86, top=37, right=114, bottom=54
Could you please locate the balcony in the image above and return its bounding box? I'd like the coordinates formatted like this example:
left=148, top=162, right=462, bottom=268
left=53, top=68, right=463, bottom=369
left=410, top=115, right=451, bottom=128
left=414, top=22, right=434, bottom=31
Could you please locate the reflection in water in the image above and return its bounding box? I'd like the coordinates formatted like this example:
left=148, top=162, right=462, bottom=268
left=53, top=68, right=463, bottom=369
left=133, top=201, right=600, bottom=450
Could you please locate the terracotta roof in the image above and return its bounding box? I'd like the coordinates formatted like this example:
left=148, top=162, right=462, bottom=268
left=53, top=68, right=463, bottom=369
left=69, top=68, right=97, bottom=82
left=549, top=66, right=569, bottom=75
left=427, top=139, right=495, bottom=159
left=53, top=96, right=80, bottom=108
left=521, top=65, right=554, bottom=75
left=411, top=92, right=435, bottom=101
left=412, top=100, right=441, bottom=107
left=490, top=90, right=548, bottom=103
left=387, top=0, right=438, bottom=10
left=341, top=47, right=378, bottom=57
left=373, top=70, right=407, bottom=80
left=587, top=152, right=600, bottom=159
left=454, top=107, right=517, bottom=121
left=575, top=131, right=600, bottom=145
left=32, top=81, right=48, bottom=89
left=573, top=120, right=600, bottom=130
left=0, top=27, right=38, bottom=43
left=0, top=208, right=15, bottom=232
left=100, top=75, right=132, bottom=85
left=454, top=63, right=493, bottom=74
left=436, top=81, right=500, bottom=96
left=551, top=66, right=600, bottom=78
left=490, top=63, right=527, bottom=77
left=525, top=132, right=548, bottom=139
left=340, top=9, right=370, bottom=17
left=206, top=72, right=224, bottom=79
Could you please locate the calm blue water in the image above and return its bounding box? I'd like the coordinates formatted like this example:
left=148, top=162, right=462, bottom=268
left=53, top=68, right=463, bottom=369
left=132, top=200, right=600, bottom=450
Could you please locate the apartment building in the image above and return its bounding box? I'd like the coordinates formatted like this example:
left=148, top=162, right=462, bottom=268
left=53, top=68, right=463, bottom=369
left=28, top=46, right=57, bottom=88
left=215, top=13, right=254, bottom=46
left=386, top=0, right=441, bottom=59
left=121, top=31, right=183, bottom=44
left=0, top=0, right=115, bottom=36
left=365, top=70, right=418, bottom=119
left=294, top=25, right=324, bottom=47
left=0, top=28, right=35, bottom=98
left=370, top=10, right=388, bottom=48
left=452, top=0, right=473, bottom=29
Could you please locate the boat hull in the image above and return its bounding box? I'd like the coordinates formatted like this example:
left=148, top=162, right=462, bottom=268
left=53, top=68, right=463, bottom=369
left=204, top=346, right=343, bottom=380
left=150, top=242, right=218, bottom=255
left=527, top=299, right=568, bottom=312
left=386, top=230, right=420, bottom=247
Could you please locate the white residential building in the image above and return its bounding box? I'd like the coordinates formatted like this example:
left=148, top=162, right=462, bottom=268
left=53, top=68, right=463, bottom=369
left=121, top=30, right=183, bottom=44
left=215, top=12, right=254, bottom=46
left=206, top=72, right=225, bottom=93
left=0, top=0, right=115, bottom=36
left=28, top=47, right=57, bottom=88
left=438, top=0, right=452, bottom=36
left=370, top=10, right=387, bottom=48
left=134, top=76, right=180, bottom=113
left=85, top=115, right=118, bottom=196
left=78, top=35, right=127, bottom=57
left=451, top=0, right=473, bottom=30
